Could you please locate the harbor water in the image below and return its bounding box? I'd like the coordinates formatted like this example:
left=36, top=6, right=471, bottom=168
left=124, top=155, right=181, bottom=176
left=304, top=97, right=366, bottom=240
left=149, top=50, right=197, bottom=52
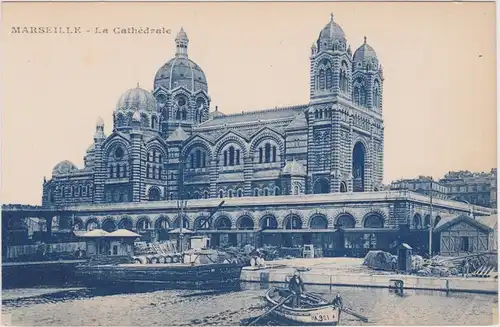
left=1, top=282, right=497, bottom=326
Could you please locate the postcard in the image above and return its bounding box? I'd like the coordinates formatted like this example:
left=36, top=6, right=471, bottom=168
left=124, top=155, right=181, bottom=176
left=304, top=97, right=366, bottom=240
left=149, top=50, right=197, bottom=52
left=1, top=1, right=498, bottom=326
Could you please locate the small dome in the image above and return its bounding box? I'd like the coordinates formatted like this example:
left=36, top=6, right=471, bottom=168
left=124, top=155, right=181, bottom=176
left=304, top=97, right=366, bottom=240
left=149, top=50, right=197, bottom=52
left=317, top=14, right=346, bottom=51
left=281, top=160, right=306, bottom=177
left=115, top=85, right=156, bottom=113
left=52, top=160, right=78, bottom=176
left=353, top=37, right=379, bottom=70
left=96, top=116, right=104, bottom=127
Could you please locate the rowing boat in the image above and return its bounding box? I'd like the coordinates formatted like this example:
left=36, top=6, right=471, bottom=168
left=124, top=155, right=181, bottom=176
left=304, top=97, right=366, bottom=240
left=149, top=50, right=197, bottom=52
left=264, top=287, right=342, bottom=326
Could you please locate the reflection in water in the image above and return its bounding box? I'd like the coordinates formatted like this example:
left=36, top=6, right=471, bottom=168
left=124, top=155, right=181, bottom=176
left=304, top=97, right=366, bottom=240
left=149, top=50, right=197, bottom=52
left=1, top=282, right=497, bottom=326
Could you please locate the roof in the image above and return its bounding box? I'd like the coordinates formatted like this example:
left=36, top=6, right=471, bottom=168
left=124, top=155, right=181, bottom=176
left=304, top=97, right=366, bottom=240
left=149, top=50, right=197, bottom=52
left=108, top=229, right=142, bottom=238
left=166, top=125, right=189, bottom=142
left=81, top=229, right=110, bottom=237
left=168, top=228, right=194, bottom=234
left=52, top=160, right=78, bottom=176
left=476, top=214, right=498, bottom=229
left=434, top=214, right=493, bottom=233
left=197, top=105, right=307, bottom=129
left=115, top=86, right=156, bottom=113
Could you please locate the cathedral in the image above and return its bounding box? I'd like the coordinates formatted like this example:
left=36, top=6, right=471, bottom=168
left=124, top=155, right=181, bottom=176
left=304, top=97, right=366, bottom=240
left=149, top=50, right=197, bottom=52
left=42, top=14, right=385, bottom=207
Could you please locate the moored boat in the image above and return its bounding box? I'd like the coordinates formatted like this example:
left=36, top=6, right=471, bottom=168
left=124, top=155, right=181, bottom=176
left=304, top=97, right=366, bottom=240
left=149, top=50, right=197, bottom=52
left=75, top=248, right=247, bottom=290
left=264, top=287, right=342, bottom=326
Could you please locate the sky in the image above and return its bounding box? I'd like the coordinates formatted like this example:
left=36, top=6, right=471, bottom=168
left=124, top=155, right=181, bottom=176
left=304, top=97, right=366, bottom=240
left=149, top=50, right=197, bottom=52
left=1, top=1, right=497, bottom=205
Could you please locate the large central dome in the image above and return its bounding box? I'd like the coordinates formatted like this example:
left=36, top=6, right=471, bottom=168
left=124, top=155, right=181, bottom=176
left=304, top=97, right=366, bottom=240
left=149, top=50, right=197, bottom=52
left=154, top=28, right=208, bottom=92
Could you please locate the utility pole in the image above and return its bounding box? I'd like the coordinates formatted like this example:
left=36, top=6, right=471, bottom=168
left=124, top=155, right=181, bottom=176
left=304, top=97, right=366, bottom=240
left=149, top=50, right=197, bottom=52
left=428, top=177, right=433, bottom=259
left=177, top=157, right=187, bottom=253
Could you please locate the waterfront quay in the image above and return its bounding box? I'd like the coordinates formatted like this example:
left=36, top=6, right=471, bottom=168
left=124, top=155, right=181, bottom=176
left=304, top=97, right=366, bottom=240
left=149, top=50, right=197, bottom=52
left=241, top=258, right=499, bottom=295
left=3, top=190, right=496, bottom=260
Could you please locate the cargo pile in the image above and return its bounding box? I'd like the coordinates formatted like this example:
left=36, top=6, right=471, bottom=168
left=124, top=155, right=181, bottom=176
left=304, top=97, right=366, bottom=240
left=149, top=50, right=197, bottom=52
left=415, top=253, right=498, bottom=277
left=363, top=250, right=397, bottom=271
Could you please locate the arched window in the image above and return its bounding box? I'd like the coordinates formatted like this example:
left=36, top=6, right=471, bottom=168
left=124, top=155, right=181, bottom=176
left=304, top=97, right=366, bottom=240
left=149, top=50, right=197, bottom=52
left=146, top=165, right=150, bottom=178
left=294, top=185, right=299, bottom=195
left=264, top=188, right=269, bottom=196
left=229, top=146, right=235, bottom=166
left=158, top=166, right=162, bottom=180
left=272, top=146, right=277, bottom=162
left=202, top=152, right=206, bottom=167
left=223, top=151, right=228, bottom=166
left=228, top=190, right=233, bottom=198
left=219, top=190, right=224, bottom=198
left=373, top=80, right=381, bottom=109
left=274, top=187, right=280, bottom=195
left=319, top=69, right=325, bottom=90
left=238, top=189, right=243, bottom=197
left=190, top=153, right=195, bottom=168
left=204, top=191, right=209, bottom=199
left=116, top=165, right=121, bottom=177
left=152, top=116, right=157, bottom=129
left=259, top=148, right=263, bottom=163
left=360, top=86, right=367, bottom=106
left=181, top=109, right=187, bottom=120
left=326, top=68, right=332, bottom=89
left=195, top=150, right=201, bottom=168
left=254, top=189, right=260, bottom=197
left=353, top=87, right=360, bottom=105
left=170, top=172, right=174, bottom=180
left=265, top=143, right=271, bottom=163
left=176, top=110, right=181, bottom=120
left=169, top=193, right=174, bottom=200
left=236, top=149, right=240, bottom=165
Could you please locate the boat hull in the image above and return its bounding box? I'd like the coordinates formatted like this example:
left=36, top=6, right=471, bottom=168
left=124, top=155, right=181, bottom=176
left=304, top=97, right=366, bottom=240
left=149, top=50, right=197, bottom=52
left=75, top=263, right=245, bottom=289
left=265, top=287, right=341, bottom=326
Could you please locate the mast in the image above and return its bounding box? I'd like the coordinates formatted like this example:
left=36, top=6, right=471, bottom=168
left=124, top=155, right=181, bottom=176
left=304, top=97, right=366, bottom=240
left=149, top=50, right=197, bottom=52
left=428, top=177, right=433, bottom=258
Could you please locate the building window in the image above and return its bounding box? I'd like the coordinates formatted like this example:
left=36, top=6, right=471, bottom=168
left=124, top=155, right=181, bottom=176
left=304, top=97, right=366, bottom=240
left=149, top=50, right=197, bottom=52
left=325, top=68, right=332, bottom=89
left=229, top=147, right=235, bottom=166
left=223, top=151, right=228, bottom=166
left=236, top=149, right=240, bottom=165
left=272, top=146, right=277, bottom=162
left=259, top=148, right=263, bottom=163
left=228, top=190, right=233, bottom=198
left=265, top=143, right=271, bottom=163
left=204, top=191, right=209, bottom=199
left=238, top=189, right=243, bottom=197
left=219, top=190, right=224, bottom=198
left=274, top=187, right=280, bottom=195
left=254, top=189, right=260, bottom=197
left=195, top=150, right=201, bottom=168
left=460, top=236, right=470, bottom=252
left=264, top=188, right=269, bottom=196
left=319, top=69, right=325, bottom=90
